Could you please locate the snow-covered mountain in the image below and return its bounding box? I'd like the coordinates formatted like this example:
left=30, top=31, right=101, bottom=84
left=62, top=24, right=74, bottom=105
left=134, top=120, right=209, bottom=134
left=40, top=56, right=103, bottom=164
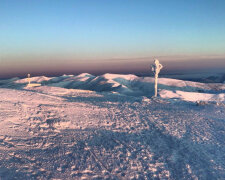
left=164, top=72, right=225, bottom=83
left=0, top=73, right=225, bottom=179
left=1, top=73, right=225, bottom=103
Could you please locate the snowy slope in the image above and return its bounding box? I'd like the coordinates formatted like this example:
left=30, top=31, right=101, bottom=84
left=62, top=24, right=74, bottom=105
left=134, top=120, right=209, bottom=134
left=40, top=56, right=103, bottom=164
left=1, top=73, right=225, bottom=103
left=159, top=89, right=225, bottom=103
left=15, top=76, right=52, bottom=84
left=0, top=85, right=224, bottom=179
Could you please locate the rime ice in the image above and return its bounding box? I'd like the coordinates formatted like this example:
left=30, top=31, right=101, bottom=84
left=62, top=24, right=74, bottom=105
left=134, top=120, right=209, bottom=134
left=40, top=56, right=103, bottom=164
left=151, top=59, right=163, bottom=97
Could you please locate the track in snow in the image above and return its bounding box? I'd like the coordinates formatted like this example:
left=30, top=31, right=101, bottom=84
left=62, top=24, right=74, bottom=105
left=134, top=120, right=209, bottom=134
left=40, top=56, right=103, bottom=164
left=0, top=87, right=224, bottom=179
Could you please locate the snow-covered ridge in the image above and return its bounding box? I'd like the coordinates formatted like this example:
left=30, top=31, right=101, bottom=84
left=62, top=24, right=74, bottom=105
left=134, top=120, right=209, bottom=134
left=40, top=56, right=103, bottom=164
left=1, top=73, right=225, bottom=102
left=15, top=76, right=52, bottom=83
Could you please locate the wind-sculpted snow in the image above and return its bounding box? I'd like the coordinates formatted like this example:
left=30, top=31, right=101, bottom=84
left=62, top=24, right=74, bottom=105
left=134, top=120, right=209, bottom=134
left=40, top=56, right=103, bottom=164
left=0, top=86, right=225, bottom=179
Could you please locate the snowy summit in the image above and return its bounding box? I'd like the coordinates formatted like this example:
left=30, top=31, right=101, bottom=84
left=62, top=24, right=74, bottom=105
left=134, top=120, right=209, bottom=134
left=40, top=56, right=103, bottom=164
left=0, top=73, right=224, bottom=179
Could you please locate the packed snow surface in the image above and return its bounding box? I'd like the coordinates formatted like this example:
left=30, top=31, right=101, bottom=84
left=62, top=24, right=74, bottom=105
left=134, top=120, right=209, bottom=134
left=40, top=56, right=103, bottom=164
left=160, top=90, right=225, bottom=102
left=0, top=73, right=225, bottom=179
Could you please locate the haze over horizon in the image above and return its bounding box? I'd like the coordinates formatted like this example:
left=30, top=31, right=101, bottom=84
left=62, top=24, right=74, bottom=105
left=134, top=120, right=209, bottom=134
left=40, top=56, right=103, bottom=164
left=1, top=0, right=225, bottom=78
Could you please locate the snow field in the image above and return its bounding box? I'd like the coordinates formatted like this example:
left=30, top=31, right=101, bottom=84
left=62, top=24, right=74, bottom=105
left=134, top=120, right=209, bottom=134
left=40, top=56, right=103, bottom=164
left=0, top=86, right=224, bottom=179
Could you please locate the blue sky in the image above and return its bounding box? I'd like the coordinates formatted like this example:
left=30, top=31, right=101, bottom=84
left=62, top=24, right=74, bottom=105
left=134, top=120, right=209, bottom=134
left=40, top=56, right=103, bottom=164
left=0, top=0, right=225, bottom=77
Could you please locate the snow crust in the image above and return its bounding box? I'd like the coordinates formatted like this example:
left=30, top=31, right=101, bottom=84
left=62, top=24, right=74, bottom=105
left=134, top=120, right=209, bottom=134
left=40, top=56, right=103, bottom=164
left=0, top=73, right=225, bottom=179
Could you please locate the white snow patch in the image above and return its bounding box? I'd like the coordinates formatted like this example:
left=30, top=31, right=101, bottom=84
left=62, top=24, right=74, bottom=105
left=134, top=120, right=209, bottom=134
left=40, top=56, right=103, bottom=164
left=159, top=89, right=225, bottom=102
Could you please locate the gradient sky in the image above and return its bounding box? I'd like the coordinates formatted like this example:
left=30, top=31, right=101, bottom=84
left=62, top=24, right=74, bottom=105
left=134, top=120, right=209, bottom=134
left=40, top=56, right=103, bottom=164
left=0, top=0, right=225, bottom=78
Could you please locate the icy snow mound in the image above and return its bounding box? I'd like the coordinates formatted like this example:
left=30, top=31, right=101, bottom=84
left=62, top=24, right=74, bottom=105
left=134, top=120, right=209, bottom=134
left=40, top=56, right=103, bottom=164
left=159, top=89, right=225, bottom=103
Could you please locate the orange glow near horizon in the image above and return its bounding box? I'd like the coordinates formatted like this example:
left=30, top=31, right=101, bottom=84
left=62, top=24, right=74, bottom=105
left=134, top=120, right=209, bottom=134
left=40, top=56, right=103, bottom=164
left=1, top=54, right=225, bottom=78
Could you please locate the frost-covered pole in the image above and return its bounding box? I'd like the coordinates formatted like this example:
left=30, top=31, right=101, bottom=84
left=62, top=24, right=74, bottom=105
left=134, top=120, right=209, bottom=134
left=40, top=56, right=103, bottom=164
left=27, top=74, right=31, bottom=85
left=151, top=59, right=163, bottom=97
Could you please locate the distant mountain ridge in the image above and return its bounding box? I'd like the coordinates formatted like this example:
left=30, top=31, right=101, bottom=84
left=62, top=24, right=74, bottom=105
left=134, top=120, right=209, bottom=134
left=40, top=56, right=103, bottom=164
left=163, top=73, right=225, bottom=83
left=0, top=73, right=225, bottom=102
